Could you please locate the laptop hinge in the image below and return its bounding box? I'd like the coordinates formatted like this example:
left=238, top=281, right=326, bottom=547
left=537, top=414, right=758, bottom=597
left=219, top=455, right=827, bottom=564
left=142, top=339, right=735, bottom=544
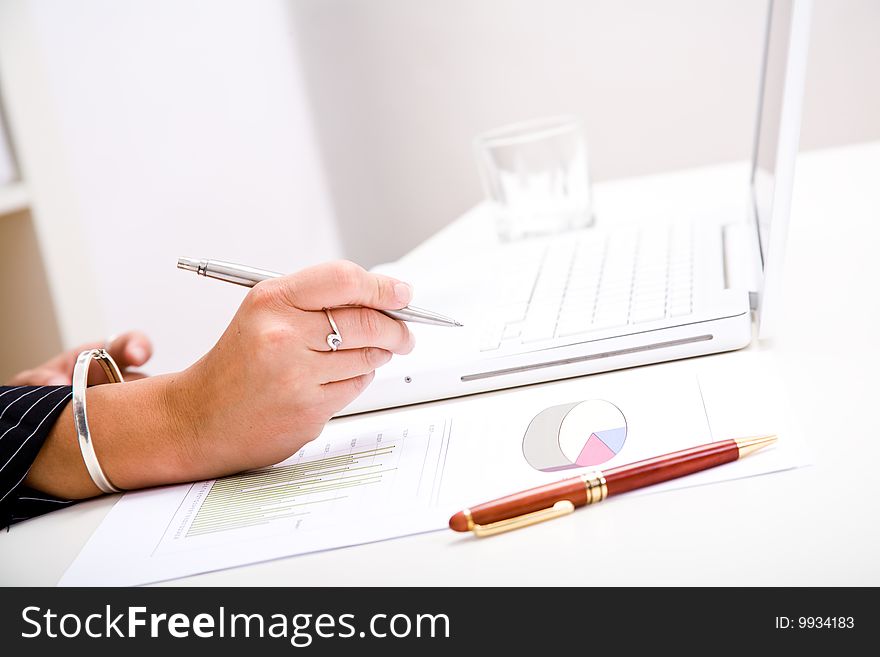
left=749, top=290, right=759, bottom=310
left=723, top=223, right=761, bottom=302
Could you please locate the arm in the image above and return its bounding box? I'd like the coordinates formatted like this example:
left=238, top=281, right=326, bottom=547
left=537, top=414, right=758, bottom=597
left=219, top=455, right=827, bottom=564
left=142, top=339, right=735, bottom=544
left=23, top=374, right=189, bottom=498
left=19, top=261, right=415, bottom=501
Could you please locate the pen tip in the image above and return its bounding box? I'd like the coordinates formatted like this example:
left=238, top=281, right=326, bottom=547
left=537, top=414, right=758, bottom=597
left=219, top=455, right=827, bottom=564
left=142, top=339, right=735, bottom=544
left=454, top=321, right=464, bottom=327
left=734, top=434, right=778, bottom=459
left=177, top=257, right=200, bottom=272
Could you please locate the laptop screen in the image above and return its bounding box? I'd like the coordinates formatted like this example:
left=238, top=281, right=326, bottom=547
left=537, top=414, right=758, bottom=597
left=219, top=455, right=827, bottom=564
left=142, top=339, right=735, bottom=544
left=751, top=0, right=794, bottom=264
left=749, top=0, right=811, bottom=336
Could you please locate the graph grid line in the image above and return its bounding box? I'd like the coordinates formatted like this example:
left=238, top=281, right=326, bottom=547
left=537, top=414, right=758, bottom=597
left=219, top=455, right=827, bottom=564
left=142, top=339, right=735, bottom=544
left=186, top=445, right=396, bottom=537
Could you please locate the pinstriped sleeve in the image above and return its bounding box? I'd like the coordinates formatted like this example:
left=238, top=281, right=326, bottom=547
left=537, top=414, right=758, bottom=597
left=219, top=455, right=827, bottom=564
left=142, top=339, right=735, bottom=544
left=0, top=385, right=76, bottom=528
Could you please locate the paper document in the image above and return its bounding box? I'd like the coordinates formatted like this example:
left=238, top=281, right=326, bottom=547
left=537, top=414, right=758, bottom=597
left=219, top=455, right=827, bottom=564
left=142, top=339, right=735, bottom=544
left=61, top=358, right=808, bottom=586
left=61, top=416, right=454, bottom=586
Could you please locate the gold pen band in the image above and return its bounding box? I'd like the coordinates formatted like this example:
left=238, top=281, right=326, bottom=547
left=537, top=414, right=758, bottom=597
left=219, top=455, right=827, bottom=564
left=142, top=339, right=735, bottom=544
left=581, top=472, right=608, bottom=505
left=462, top=508, right=474, bottom=532
left=733, top=435, right=778, bottom=459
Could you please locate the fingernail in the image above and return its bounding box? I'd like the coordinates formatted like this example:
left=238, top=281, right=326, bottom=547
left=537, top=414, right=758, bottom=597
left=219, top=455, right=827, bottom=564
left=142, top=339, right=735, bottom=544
left=394, top=282, right=413, bottom=305
left=48, top=376, right=69, bottom=385
left=129, top=346, right=147, bottom=362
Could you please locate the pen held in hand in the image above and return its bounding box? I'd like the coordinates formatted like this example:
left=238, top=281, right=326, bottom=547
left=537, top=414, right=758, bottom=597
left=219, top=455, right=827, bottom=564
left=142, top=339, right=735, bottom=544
left=449, top=435, right=777, bottom=537
left=177, top=257, right=463, bottom=327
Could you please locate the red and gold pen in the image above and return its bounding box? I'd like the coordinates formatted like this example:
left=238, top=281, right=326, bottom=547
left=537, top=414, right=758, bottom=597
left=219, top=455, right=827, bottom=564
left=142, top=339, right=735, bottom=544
left=449, top=435, right=777, bottom=537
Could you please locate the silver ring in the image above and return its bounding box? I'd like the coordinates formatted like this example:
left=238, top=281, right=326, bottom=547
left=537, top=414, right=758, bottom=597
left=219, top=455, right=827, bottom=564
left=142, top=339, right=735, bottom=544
left=324, top=308, right=343, bottom=351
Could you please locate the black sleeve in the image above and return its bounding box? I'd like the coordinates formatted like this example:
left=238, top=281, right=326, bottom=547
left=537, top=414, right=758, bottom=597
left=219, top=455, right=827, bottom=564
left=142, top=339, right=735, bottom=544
left=0, top=385, right=76, bottom=528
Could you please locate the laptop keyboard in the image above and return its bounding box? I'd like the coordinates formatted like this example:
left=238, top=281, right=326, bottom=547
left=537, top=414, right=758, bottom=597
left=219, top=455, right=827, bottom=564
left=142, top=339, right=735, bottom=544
left=478, top=223, right=695, bottom=351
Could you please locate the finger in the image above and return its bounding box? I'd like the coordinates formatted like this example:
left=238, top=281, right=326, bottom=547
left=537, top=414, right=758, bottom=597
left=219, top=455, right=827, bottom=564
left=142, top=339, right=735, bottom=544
left=45, top=340, right=106, bottom=379
left=81, top=331, right=151, bottom=385
left=21, top=332, right=153, bottom=387
left=320, top=370, right=376, bottom=410
left=7, top=367, right=70, bottom=386
left=267, top=260, right=413, bottom=311
left=42, top=334, right=135, bottom=385
left=312, top=348, right=392, bottom=384
left=302, top=307, right=415, bottom=354
left=107, top=330, right=153, bottom=369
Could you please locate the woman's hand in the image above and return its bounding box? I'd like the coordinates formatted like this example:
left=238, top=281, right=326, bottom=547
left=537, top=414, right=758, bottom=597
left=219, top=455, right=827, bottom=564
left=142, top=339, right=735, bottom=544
left=6, top=331, right=153, bottom=386
left=24, top=260, right=415, bottom=498
left=168, top=261, right=415, bottom=479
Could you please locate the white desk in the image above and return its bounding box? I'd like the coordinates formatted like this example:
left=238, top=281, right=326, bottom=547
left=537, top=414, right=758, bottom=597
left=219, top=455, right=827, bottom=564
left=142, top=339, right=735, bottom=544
left=2, top=142, right=879, bottom=586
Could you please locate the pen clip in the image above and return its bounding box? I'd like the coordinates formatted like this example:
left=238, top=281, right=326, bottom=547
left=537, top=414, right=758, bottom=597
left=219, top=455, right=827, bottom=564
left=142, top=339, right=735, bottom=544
left=471, top=500, right=575, bottom=538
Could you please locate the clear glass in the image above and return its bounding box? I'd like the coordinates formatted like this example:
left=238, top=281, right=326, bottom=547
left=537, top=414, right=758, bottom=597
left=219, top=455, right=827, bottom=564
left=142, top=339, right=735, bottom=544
left=475, top=115, right=593, bottom=241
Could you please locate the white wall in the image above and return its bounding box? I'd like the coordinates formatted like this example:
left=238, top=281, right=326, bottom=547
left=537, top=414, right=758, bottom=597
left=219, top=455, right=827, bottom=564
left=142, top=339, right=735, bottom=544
left=0, top=0, right=342, bottom=373
left=288, top=0, right=880, bottom=266
left=2, top=0, right=878, bottom=374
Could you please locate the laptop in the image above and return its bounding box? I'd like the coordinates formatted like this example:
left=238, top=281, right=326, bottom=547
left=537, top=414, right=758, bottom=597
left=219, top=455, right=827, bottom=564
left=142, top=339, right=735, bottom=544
left=343, top=0, right=811, bottom=416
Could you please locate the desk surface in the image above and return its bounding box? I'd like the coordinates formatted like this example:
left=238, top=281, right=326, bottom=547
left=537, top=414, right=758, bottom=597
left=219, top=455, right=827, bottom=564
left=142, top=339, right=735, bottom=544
left=3, top=141, right=879, bottom=586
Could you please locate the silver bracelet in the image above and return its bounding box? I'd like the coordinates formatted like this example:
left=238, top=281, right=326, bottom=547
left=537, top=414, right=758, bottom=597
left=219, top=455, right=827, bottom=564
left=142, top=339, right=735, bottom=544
left=72, top=349, right=125, bottom=494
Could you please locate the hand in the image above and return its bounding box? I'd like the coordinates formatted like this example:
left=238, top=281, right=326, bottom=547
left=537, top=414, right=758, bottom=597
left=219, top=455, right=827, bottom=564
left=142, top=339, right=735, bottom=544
left=25, top=261, right=414, bottom=499
left=6, top=331, right=153, bottom=386
left=165, top=260, right=415, bottom=481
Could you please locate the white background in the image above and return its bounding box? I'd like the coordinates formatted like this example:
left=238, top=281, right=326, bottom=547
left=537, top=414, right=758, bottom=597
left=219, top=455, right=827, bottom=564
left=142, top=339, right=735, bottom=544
left=0, top=0, right=878, bottom=374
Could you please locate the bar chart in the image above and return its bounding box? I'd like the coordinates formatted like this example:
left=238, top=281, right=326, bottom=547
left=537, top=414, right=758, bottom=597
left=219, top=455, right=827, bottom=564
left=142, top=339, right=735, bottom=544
left=157, top=418, right=451, bottom=551
left=186, top=444, right=399, bottom=537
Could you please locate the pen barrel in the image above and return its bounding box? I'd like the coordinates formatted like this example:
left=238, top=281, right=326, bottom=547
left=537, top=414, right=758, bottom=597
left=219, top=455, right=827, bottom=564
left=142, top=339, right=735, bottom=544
left=603, top=439, right=739, bottom=496
left=466, top=479, right=590, bottom=528
left=202, top=260, right=281, bottom=287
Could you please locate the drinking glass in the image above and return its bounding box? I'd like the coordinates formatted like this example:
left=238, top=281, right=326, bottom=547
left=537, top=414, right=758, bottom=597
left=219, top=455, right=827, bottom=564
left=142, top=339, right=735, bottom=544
left=475, top=115, right=593, bottom=241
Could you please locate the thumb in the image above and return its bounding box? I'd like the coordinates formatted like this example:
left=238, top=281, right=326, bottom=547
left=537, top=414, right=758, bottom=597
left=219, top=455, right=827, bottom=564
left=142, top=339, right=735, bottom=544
left=279, top=260, right=414, bottom=311
left=107, top=331, right=153, bottom=369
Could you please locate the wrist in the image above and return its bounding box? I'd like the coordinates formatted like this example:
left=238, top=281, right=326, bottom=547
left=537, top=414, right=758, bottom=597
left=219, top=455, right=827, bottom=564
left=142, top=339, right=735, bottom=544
left=156, top=367, right=207, bottom=483
left=25, top=373, right=192, bottom=498
left=83, top=373, right=199, bottom=489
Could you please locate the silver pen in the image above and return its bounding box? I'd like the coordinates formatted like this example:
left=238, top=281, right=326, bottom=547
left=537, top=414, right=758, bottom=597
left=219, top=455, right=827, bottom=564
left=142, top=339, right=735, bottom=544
left=177, top=257, right=463, bottom=327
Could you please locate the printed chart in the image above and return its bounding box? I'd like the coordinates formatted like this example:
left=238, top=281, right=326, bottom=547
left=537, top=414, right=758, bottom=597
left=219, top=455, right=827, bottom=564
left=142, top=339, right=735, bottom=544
left=185, top=443, right=399, bottom=537
left=155, top=419, right=451, bottom=554
left=523, top=399, right=627, bottom=471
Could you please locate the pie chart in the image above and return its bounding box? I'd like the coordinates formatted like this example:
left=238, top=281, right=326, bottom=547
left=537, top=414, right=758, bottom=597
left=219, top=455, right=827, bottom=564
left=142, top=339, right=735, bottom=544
left=522, top=399, right=627, bottom=472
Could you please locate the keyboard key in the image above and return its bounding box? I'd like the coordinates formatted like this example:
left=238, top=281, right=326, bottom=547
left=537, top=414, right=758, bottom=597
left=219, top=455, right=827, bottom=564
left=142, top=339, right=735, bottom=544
left=630, top=304, right=667, bottom=323
left=502, top=322, right=524, bottom=340
left=479, top=338, right=501, bottom=352
left=478, top=320, right=505, bottom=351
left=558, top=304, right=594, bottom=320
left=594, top=298, right=630, bottom=314
left=569, top=273, right=602, bottom=288
left=521, top=325, right=557, bottom=343
left=591, top=315, right=629, bottom=331
left=667, top=290, right=692, bottom=305
left=668, top=300, right=693, bottom=317
left=521, top=315, right=559, bottom=343
left=497, top=303, right=528, bottom=323
left=633, top=280, right=667, bottom=295
left=557, top=316, right=594, bottom=337
left=632, top=291, right=667, bottom=308
left=597, top=282, right=632, bottom=300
